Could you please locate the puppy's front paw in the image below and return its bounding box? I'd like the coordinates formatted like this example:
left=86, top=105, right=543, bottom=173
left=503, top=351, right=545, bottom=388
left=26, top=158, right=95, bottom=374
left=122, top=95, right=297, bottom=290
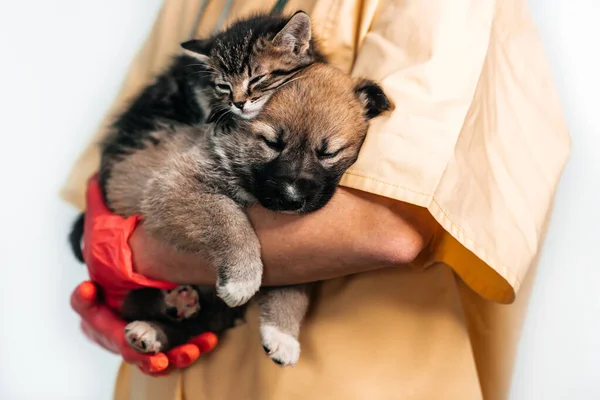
left=125, top=321, right=163, bottom=354
left=216, top=277, right=261, bottom=307
left=216, top=263, right=262, bottom=307
left=260, top=325, right=300, bottom=367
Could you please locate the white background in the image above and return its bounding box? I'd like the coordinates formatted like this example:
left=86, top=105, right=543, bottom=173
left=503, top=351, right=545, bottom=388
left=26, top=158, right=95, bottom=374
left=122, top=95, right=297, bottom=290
left=0, top=1, right=597, bottom=399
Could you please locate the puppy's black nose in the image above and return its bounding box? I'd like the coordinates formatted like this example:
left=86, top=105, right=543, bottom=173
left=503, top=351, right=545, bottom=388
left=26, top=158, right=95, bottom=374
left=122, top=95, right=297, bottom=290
left=278, top=196, right=304, bottom=211
left=233, top=101, right=245, bottom=110
left=166, top=307, right=178, bottom=318
left=277, top=183, right=306, bottom=211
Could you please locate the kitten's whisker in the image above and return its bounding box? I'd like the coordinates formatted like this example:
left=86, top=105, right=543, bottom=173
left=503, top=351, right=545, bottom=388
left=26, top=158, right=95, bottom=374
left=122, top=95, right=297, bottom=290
left=263, top=77, right=305, bottom=93
left=218, top=111, right=234, bottom=126
left=188, top=71, right=218, bottom=78
left=190, top=69, right=217, bottom=73
left=211, top=109, right=233, bottom=128
left=275, top=76, right=305, bottom=90
left=211, top=105, right=231, bottom=114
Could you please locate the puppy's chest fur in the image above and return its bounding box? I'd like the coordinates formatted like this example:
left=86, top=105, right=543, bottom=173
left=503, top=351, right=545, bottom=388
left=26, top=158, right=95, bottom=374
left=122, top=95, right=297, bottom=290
left=104, top=126, right=253, bottom=218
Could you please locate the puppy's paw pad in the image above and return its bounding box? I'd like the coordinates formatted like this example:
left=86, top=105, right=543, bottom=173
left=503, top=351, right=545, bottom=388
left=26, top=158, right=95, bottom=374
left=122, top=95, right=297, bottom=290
left=216, top=278, right=260, bottom=308
left=124, top=321, right=162, bottom=354
left=163, top=285, right=200, bottom=319
left=260, top=325, right=300, bottom=367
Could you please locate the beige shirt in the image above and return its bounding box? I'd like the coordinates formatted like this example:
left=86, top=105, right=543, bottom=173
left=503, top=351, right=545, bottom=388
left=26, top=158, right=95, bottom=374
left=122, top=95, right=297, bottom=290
left=61, top=0, right=570, bottom=399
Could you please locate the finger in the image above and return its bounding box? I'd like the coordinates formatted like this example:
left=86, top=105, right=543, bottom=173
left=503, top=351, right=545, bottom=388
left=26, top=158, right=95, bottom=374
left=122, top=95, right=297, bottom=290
left=119, top=337, right=170, bottom=373
left=189, top=332, right=218, bottom=353
left=70, top=281, right=99, bottom=314
left=81, top=320, right=120, bottom=354
left=141, top=343, right=202, bottom=376
left=138, top=353, right=170, bottom=373
left=76, top=297, right=127, bottom=338
left=138, top=364, right=172, bottom=377
left=76, top=281, right=98, bottom=302
left=116, top=333, right=169, bottom=373
left=167, top=344, right=200, bottom=369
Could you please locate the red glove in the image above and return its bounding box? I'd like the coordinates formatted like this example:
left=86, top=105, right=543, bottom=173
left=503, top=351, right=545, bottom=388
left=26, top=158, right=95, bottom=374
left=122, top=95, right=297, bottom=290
left=72, top=175, right=218, bottom=375
left=71, top=281, right=217, bottom=376
left=82, top=175, right=176, bottom=310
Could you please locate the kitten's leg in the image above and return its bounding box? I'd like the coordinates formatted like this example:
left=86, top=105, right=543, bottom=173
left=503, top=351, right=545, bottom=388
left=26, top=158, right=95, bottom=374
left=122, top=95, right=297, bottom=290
left=142, top=176, right=263, bottom=308
left=258, top=284, right=312, bottom=366
left=124, top=320, right=191, bottom=353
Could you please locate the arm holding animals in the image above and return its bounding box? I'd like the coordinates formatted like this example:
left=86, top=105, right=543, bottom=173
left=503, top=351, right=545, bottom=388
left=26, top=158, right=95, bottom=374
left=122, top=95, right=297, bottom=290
left=131, top=187, right=435, bottom=286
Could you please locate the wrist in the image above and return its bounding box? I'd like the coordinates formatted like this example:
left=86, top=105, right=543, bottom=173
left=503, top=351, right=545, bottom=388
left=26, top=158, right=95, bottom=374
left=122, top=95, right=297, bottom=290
left=129, top=227, right=217, bottom=285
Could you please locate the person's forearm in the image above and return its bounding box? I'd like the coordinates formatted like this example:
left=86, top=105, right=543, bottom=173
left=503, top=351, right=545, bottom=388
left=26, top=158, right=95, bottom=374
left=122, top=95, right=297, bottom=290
left=131, top=188, right=435, bottom=286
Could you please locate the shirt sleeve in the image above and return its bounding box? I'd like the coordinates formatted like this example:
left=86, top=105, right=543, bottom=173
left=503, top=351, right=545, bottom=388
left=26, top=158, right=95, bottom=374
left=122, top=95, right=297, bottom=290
left=340, top=0, right=570, bottom=303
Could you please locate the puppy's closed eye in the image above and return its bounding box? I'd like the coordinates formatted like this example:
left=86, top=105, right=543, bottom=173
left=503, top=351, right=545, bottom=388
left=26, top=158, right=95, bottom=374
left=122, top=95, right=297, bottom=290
left=261, top=135, right=285, bottom=151
left=316, top=147, right=343, bottom=160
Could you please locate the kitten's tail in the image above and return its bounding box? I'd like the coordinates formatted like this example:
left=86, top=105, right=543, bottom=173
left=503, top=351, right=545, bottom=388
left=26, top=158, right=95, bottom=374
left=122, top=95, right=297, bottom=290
left=69, top=212, right=85, bottom=263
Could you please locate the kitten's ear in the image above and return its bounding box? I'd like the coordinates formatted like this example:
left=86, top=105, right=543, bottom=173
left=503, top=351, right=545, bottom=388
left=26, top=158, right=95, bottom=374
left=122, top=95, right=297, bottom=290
left=180, top=39, right=211, bottom=62
left=353, top=79, right=391, bottom=119
left=272, top=11, right=312, bottom=55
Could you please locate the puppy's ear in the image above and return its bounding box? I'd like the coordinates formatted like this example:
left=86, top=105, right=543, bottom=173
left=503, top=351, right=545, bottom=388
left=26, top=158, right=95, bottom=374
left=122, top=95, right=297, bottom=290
left=353, top=79, right=391, bottom=119
left=272, top=11, right=312, bottom=55
left=180, top=39, right=211, bottom=62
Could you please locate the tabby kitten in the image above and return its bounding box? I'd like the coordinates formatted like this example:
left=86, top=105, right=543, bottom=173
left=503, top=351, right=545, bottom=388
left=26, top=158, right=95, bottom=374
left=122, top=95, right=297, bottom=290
left=182, top=11, right=326, bottom=120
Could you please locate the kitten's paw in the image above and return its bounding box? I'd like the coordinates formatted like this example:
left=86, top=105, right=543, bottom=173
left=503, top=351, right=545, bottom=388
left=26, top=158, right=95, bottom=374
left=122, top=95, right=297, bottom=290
left=216, top=277, right=261, bottom=308
left=260, top=325, right=300, bottom=367
left=163, top=285, right=200, bottom=320
left=124, top=321, right=163, bottom=354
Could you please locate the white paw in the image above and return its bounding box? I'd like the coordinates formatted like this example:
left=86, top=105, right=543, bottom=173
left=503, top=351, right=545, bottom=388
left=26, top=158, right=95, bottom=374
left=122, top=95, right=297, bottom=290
left=124, top=321, right=162, bottom=354
left=260, top=325, right=300, bottom=367
left=216, top=277, right=261, bottom=308
left=163, top=285, right=200, bottom=320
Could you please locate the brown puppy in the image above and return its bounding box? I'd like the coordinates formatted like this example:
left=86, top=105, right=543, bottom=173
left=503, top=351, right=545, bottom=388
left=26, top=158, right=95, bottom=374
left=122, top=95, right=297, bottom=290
left=106, top=63, right=390, bottom=365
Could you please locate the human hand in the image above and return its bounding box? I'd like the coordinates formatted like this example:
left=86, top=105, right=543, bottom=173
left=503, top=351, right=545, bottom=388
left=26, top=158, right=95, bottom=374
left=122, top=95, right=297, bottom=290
left=71, top=281, right=217, bottom=376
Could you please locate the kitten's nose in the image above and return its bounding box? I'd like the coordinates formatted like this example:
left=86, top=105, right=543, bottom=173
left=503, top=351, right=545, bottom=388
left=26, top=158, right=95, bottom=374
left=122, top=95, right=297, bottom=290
left=233, top=101, right=245, bottom=110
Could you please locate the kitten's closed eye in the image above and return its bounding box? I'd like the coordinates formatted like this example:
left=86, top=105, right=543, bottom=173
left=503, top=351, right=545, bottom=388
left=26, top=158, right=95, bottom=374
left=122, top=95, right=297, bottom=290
left=249, top=75, right=267, bottom=86
left=215, top=83, right=231, bottom=92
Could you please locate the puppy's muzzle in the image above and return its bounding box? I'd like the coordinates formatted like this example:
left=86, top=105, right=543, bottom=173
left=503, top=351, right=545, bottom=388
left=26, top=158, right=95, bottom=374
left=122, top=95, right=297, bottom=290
left=261, top=178, right=316, bottom=212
